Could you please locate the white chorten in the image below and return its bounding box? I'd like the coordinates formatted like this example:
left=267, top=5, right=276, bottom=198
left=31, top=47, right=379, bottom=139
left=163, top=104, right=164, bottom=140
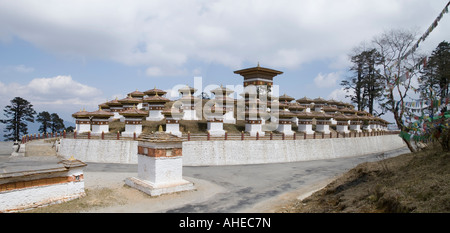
left=88, top=108, right=114, bottom=135
left=120, top=107, right=148, bottom=138
left=178, top=85, right=199, bottom=121
left=72, top=109, right=91, bottom=133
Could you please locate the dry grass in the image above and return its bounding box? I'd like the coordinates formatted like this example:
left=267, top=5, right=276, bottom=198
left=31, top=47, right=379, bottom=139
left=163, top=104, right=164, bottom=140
left=24, top=187, right=126, bottom=213
left=277, top=143, right=450, bottom=213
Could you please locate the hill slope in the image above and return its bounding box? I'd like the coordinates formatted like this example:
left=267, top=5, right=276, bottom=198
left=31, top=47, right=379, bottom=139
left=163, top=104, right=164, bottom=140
left=278, top=144, right=450, bottom=213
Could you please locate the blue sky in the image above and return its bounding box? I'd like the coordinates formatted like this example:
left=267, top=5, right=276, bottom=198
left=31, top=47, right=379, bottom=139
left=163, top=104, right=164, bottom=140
left=0, top=0, right=449, bottom=137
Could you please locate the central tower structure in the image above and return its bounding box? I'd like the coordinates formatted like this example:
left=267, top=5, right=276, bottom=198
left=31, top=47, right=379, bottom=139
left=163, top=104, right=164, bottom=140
left=234, top=64, right=283, bottom=136
left=233, top=63, right=283, bottom=96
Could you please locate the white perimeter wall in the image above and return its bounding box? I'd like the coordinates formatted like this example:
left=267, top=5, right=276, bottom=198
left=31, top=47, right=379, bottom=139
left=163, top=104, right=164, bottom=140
left=182, top=135, right=406, bottom=166
left=0, top=182, right=85, bottom=212
left=58, top=139, right=138, bottom=164
left=58, top=135, right=405, bottom=166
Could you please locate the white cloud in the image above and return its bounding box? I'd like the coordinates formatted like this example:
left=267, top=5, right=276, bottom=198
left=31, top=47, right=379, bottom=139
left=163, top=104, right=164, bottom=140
left=145, top=66, right=187, bottom=77
left=12, top=64, right=34, bottom=73
left=145, top=67, right=163, bottom=77
left=328, top=87, right=353, bottom=102
left=314, top=72, right=341, bottom=88
left=0, top=0, right=443, bottom=76
left=0, top=76, right=104, bottom=115
left=27, top=75, right=100, bottom=98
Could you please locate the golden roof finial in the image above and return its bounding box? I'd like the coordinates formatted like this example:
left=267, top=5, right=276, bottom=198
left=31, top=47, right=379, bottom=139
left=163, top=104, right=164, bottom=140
left=257, top=61, right=260, bottom=67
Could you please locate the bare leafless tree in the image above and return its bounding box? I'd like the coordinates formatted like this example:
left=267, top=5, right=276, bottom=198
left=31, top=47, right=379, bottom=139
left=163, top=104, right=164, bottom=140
left=373, top=29, right=421, bottom=152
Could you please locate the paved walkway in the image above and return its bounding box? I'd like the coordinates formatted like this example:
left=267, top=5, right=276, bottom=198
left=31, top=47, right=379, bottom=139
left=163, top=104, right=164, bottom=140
left=83, top=146, right=410, bottom=213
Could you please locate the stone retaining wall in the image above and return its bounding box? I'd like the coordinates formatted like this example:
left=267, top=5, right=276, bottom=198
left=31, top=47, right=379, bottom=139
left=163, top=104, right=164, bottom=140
left=58, top=135, right=405, bottom=166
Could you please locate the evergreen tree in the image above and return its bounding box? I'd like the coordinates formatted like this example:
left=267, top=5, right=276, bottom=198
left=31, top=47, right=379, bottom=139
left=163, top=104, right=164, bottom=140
left=362, top=49, right=384, bottom=115
left=341, top=48, right=384, bottom=114
left=0, top=97, right=36, bottom=141
left=342, top=51, right=366, bottom=111
left=50, top=113, right=65, bottom=133
left=36, top=111, right=52, bottom=134
left=419, top=41, right=450, bottom=112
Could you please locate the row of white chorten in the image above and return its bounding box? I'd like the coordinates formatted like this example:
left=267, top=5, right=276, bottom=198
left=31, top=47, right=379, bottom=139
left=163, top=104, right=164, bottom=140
left=72, top=84, right=390, bottom=138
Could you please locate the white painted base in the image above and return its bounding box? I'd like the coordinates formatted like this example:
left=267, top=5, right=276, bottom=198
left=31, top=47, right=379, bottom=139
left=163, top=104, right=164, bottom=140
left=276, top=124, right=294, bottom=136
left=166, top=123, right=182, bottom=137
left=124, top=153, right=195, bottom=196
left=76, top=124, right=90, bottom=134
left=298, top=124, right=314, bottom=134
left=315, top=124, right=330, bottom=134
left=336, top=125, right=350, bottom=134
left=207, top=122, right=225, bottom=136
left=245, top=124, right=265, bottom=137
left=91, top=124, right=109, bottom=135
left=122, top=124, right=142, bottom=137
left=125, top=177, right=195, bottom=196
left=349, top=124, right=362, bottom=132
left=363, top=125, right=372, bottom=132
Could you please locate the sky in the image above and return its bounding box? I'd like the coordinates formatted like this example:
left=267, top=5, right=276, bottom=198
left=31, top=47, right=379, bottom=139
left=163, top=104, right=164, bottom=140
left=0, top=0, right=449, bottom=136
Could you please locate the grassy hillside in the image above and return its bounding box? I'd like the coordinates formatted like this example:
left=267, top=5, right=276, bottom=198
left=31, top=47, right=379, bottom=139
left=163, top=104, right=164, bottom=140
left=278, top=143, right=450, bottom=213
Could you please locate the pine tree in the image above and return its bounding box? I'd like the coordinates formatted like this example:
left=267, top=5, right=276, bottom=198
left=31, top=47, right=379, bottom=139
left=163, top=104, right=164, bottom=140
left=36, top=111, right=52, bottom=134
left=362, top=49, right=384, bottom=115
left=50, top=113, right=65, bottom=133
left=342, top=52, right=366, bottom=111
left=0, top=97, right=36, bottom=141
left=419, top=41, right=450, bottom=112
left=341, top=48, right=384, bottom=114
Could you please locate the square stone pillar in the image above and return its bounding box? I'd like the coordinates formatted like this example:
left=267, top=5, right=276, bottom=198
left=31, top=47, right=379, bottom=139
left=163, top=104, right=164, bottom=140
left=76, top=120, right=91, bottom=133
left=298, top=121, right=314, bottom=134
left=245, top=120, right=265, bottom=137
left=207, top=119, right=226, bottom=137
left=122, top=118, right=143, bottom=137
left=91, top=118, right=109, bottom=135
left=125, top=140, right=194, bottom=196
left=315, top=119, right=331, bottom=134
left=276, top=119, right=294, bottom=136
left=336, top=121, right=350, bottom=134
left=349, top=121, right=362, bottom=133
